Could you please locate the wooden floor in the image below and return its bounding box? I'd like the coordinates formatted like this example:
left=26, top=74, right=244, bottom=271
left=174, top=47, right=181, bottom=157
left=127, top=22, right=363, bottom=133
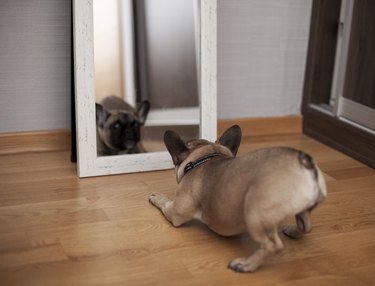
left=0, top=133, right=374, bottom=285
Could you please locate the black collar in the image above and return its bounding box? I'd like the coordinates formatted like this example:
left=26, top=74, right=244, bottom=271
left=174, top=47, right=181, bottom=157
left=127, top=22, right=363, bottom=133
left=184, top=153, right=226, bottom=174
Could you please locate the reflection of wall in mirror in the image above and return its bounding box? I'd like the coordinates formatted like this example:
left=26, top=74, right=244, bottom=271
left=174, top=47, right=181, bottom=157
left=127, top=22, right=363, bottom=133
left=93, top=0, right=123, bottom=102
left=135, top=0, right=199, bottom=109
left=93, top=0, right=200, bottom=127
left=135, top=0, right=200, bottom=150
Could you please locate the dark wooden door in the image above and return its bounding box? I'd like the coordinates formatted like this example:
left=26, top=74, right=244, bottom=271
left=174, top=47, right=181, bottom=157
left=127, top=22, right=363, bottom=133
left=343, top=0, right=375, bottom=108
left=302, top=0, right=375, bottom=168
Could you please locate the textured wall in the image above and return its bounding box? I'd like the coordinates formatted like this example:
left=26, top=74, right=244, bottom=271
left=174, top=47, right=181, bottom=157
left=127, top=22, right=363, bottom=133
left=217, top=0, right=312, bottom=119
left=0, top=0, right=71, bottom=132
left=0, top=0, right=312, bottom=133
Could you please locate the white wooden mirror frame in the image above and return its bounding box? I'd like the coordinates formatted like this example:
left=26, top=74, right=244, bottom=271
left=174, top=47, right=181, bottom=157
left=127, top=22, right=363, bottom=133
left=73, top=0, right=217, bottom=177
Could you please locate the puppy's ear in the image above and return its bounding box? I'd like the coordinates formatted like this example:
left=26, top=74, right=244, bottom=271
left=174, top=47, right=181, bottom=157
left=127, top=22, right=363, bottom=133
left=96, top=103, right=109, bottom=128
left=164, top=130, right=190, bottom=166
left=136, top=100, right=150, bottom=125
left=217, top=125, right=242, bottom=156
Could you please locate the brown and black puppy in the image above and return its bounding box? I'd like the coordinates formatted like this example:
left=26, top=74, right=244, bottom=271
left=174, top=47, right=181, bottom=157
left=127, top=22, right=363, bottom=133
left=149, top=125, right=327, bottom=273
left=96, top=95, right=150, bottom=156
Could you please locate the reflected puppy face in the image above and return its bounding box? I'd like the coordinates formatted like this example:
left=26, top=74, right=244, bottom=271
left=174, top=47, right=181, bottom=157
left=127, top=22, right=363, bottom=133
left=96, top=100, right=150, bottom=155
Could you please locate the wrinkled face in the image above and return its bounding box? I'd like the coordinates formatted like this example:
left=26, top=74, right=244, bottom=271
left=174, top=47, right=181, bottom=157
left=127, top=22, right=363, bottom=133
left=99, top=111, right=141, bottom=151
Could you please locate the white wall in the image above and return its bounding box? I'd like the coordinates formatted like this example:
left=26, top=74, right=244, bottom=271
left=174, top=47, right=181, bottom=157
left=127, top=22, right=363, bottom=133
left=217, top=0, right=312, bottom=119
left=0, top=0, right=71, bottom=133
left=0, top=0, right=312, bottom=133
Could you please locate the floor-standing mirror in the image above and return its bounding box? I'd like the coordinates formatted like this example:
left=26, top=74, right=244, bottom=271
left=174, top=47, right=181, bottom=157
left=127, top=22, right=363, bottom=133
left=73, top=0, right=217, bottom=177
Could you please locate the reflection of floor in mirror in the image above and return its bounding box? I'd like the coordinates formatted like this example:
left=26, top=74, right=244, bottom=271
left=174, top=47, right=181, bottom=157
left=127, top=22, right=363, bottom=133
left=142, top=139, right=165, bottom=152
left=141, top=125, right=199, bottom=152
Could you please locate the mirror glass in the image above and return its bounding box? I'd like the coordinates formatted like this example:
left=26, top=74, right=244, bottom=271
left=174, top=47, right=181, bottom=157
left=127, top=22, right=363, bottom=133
left=93, top=0, right=200, bottom=156
left=73, top=0, right=216, bottom=177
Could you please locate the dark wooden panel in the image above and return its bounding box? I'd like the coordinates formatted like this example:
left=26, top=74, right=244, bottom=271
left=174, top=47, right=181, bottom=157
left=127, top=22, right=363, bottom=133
left=343, top=0, right=375, bottom=108
left=302, top=0, right=375, bottom=168
left=303, top=109, right=375, bottom=168
left=303, top=0, right=341, bottom=106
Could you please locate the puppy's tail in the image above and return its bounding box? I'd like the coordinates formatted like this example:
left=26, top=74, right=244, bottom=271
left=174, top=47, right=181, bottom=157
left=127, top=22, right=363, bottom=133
left=298, top=151, right=327, bottom=203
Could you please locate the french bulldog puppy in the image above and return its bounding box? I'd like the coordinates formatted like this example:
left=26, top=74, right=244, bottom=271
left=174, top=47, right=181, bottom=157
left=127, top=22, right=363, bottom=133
left=96, top=95, right=150, bottom=156
left=149, top=125, right=327, bottom=272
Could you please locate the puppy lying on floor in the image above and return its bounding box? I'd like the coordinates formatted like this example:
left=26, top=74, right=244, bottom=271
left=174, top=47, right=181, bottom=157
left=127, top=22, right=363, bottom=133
left=149, top=125, right=327, bottom=273
left=96, top=95, right=150, bottom=156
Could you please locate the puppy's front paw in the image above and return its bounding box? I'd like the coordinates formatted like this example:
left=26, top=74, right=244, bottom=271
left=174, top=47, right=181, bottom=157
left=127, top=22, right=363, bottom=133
left=149, top=193, right=169, bottom=209
left=148, top=193, right=159, bottom=205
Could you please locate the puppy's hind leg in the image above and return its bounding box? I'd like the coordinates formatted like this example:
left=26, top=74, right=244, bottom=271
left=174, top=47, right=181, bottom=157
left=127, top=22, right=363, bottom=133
left=228, top=227, right=283, bottom=273
left=149, top=193, right=197, bottom=227
left=282, top=210, right=312, bottom=239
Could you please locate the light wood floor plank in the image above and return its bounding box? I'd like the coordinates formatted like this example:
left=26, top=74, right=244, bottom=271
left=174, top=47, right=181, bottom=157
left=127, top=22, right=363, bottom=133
left=0, top=133, right=374, bottom=285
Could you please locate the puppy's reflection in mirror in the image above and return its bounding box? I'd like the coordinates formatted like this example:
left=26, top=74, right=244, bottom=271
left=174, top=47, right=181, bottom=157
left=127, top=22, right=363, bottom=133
left=95, top=95, right=150, bottom=156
